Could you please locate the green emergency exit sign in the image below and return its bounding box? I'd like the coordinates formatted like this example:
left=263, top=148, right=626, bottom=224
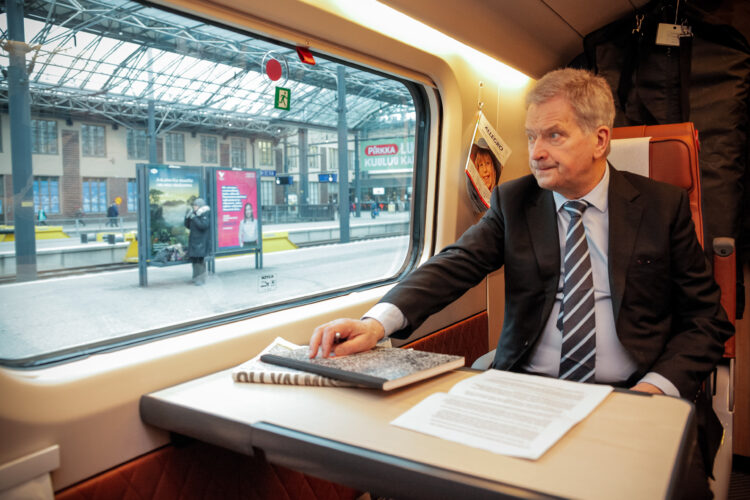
left=274, top=87, right=291, bottom=111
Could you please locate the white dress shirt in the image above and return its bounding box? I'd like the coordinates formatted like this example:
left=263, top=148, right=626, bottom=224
left=365, top=166, right=679, bottom=396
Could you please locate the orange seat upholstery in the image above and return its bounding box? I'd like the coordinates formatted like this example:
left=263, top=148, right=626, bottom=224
left=611, top=122, right=737, bottom=499
left=612, top=123, right=704, bottom=248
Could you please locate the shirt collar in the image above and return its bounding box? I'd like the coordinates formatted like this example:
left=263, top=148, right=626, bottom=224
left=553, top=164, right=610, bottom=213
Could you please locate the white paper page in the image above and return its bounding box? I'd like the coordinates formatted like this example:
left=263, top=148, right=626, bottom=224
left=390, top=370, right=612, bottom=460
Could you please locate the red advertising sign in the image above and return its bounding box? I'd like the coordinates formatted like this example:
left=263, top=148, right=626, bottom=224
left=215, top=169, right=259, bottom=250
left=365, top=143, right=399, bottom=156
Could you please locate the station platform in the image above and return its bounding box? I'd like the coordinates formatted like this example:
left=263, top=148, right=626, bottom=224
left=0, top=213, right=410, bottom=365
left=0, top=213, right=409, bottom=276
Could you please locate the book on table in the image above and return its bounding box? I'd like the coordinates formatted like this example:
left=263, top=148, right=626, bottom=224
left=232, top=337, right=356, bottom=387
left=260, top=345, right=465, bottom=391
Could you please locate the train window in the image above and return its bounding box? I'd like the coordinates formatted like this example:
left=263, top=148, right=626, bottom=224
left=0, top=0, right=427, bottom=367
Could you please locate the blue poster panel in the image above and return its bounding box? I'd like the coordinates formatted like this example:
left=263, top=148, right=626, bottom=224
left=147, top=165, right=203, bottom=265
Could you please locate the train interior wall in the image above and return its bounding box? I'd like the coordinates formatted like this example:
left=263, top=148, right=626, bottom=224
left=0, top=0, right=748, bottom=497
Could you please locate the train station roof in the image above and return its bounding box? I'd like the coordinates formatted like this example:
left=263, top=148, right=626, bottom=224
left=1, top=0, right=416, bottom=140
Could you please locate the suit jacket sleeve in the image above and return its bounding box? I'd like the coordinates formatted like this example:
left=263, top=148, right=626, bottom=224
left=381, top=187, right=507, bottom=338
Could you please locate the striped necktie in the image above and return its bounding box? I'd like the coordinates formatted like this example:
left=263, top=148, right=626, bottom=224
left=557, top=200, right=596, bottom=382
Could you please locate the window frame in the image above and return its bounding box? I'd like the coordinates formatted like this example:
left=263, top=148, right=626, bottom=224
left=82, top=178, right=108, bottom=213
left=127, top=179, right=138, bottom=212
left=81, top=123, right=107, bottom=157
left=165, top=132, right=185, bottom=162
left=127, top=129, right=148, bottom=160
left=0, top=5, right=432, bottom=369
left=258, top=139, right=273, bottom=166
left=31, top=119, right=58, bottom=155
left=200, top=135, right=218, bottom=164
left=230, top=137, right=246, bottom=168
left=33, top=176, right=61, bottom=214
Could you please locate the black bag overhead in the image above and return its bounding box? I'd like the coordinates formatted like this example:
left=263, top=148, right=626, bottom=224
left=573, top=0, right=750, bottom=315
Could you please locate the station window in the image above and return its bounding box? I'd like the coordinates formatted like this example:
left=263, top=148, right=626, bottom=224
left=82, top=178, right=107, bottom=213
left=260, top=180, right=274, bottom=205
left=308, top=145, right=321, bottom=172
left=326, top=147, right=338, bottom=171
left=165, top=132, right=185, bottom=162
left=33, top=176, right=60, bottom=214
left=201, top=135, right=218, bottom=164
left=258, top=140, right=273, bottom=166
left=81, top=124, right=106, bottom=157
left=127, top=179, right=137, bottom=212
left=127, top=129, right=148, bottom=160
left=230, top=138, right=246, bottom=168
left=286, top=145, right=299, bottom=173
left=309, top=183, right=320, bottom=204
left=31, top=119, right=58, bottom=154
left=0, top=0, right=427, bottom=366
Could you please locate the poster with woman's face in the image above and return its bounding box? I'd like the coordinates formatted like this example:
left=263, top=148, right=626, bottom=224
left=464, top=111, right=512, bottom=211
left=215, top=169, right=259, bottom=250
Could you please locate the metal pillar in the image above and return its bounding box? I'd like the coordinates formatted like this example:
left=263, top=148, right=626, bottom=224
left=148, top=49, right=157, bottom=163
left=282, top=136, right=289, bottom=209
left=354, top=133, right=361, bottom=218
left=298, top=129, right=308, bottom=209
left=148, top=100, right=157, bottom=163
left=7, top=0, right=38, bottom=281
left=336, top=66, right=351, bottom=241
left=136, top=165, right=149, bottom=286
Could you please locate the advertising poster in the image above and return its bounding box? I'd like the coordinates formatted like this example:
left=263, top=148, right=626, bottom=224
left=215, top=169, right=260, bottom=252
left=148, top=165, right=202, bottom=265
left=465, top=111, right=512, bottom=211
left=360, top=137, right=414, bottom=172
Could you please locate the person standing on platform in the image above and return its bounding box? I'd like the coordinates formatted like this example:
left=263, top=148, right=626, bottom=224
left=309, top=68, right=733, bottom=499
left=107, top=200, right=119, bottom=227
left=185, top=198, right=211, bottom=285
left=75, top=207, right=86, bottom=227
left=37, top=207, right=47, bottom=225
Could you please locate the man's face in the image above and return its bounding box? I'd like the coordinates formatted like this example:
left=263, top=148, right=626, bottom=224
left=476, top=154, right=496, bottom=189
left=525, top=96, right=608, bottom=199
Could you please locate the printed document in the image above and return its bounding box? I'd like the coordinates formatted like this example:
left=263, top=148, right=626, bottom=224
left=390, top=369, right=613, bottom=460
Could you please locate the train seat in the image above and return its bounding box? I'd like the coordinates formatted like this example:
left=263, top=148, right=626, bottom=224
left=609, top=122, right=737, bottom=499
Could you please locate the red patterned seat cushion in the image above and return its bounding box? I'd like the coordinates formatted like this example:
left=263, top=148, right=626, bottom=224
left=56, top=441, right=361, bottom=500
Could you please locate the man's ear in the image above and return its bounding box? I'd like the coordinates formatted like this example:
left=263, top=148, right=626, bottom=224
left=593, top=126, right=610, bottom=160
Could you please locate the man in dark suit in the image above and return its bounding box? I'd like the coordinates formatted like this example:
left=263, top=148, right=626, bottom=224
left=309, top=68, right=733, bottom=495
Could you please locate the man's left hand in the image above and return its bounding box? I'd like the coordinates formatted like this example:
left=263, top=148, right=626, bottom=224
left=630, top=382, right=664, bottom=394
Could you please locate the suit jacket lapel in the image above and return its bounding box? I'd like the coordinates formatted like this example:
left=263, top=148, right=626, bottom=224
left=608, top=166, right=643, bottom=322
left=525, top=188, right=560, bottom=294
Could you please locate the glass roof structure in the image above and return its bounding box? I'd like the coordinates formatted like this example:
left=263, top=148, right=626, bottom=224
left=1, top=0, right=416, bottom=139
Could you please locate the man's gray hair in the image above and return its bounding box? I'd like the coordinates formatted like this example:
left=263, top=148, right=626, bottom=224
left=525, top=68, right=615, bottom=134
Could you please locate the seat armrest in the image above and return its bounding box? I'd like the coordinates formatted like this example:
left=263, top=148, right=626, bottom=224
left=712, top=237, right=736, bottom=358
